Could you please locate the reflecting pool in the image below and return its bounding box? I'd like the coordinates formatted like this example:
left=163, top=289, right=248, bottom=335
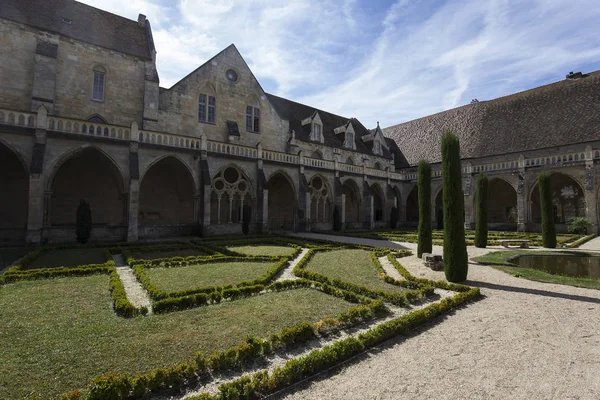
left=514, top=254, right=600, bottom=279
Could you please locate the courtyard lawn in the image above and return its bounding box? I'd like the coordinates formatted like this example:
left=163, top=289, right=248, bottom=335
left=145, top=260, right=278, bottom=292
left=0, top=276, right=353, bottom=399
left=0, top=246, right=32, bottom=270
left=131, top=248, right=208, bottom=260
left=474, top=251, right=600, bottom=290
left=339, top=229, right=583, bottom=247
left=306, top=249, right=408, bottom=294
left=24, top=247, right=108, bottom=269
left=226, top=245, right=296, bottom=257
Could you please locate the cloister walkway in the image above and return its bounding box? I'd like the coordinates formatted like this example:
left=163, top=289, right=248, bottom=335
left=280, top=232, right=600, bottom=399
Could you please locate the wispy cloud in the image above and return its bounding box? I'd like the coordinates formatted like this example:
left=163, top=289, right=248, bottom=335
left=80, top=0, right=600, bottom=128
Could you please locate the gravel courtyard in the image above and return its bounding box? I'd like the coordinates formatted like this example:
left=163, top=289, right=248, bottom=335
left=280, top=234, right=600, bottom=399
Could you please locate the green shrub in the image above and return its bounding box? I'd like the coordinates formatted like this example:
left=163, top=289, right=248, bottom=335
left=417, top=160, right=432, bottom=258
left=76, top=199, right=92, bottom=244
left=568, top=217, right=592, bottom=235
left=538, top=172, right=557, bottom=248
left=441, top=131, right=468, bottom=282
left=474, top=173, right=488, bottom=248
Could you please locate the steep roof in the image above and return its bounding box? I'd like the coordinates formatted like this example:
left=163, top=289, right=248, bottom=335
left=266, top=93, right=392, bottom=159
left=0, top=0, right=152, bottom=60
left=383, top=71, right=600, bottom=165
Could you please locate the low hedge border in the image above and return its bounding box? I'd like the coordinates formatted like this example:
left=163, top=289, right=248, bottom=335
left=564, top=233, right=596, bottom=248
left=120, top=242, right=218, bottom=265
left=91, top=285, right=480, bottom=400
left=133, top=256, right=291, bottom=302
left=293, top=248, right=434, bottom=306
left=71, top=287, right=387, bottom=400
left=198, top=239, right=303, bottom=258
left=5, top=247, right=114, bottom=275
left=1, top=265, right=147, bottom=319
left=387, top=254, right=473, bottom=292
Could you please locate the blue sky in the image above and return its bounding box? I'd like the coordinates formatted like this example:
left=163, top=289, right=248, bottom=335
left=81, top=0, right=600, bottom=128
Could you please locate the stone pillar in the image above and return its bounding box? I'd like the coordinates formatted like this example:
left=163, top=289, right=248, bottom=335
left=26, top=119, right=47, bottom=244
left=516, top=173, right=527, bottom=232
left=370, top=194, right=375, bottom=229
left=262, top=189, right=269, bottom=231
left=462, top=174, right=474, bottom=230
left=362, top=179, right=372, bottom=229
left=199, top=157, right=211, bottom=233
left=127, top=140, right=140, bottom=242
left=298, top=171, right=308, bottom=232
left=584, top=150, right=597, bottom=234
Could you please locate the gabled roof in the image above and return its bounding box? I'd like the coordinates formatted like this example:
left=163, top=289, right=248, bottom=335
left=0, top=0, right=152, bottom=60
left=266, top=93, right=392, bottom=159
left=383, top=70, right=600, bottom=165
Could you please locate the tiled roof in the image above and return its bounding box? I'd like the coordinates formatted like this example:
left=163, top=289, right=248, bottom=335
left=266, top=93, right=392, bottom=159
left=0, top=0, right=152, bottom=60
left=383, top=71, right=600, bottom=165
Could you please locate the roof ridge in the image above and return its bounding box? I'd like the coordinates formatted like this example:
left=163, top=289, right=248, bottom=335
left=265, top=92, right=350, bottom=123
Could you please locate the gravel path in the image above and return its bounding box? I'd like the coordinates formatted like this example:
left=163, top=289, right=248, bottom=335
left=378, top=255, right=403, bottom=281
left=113, top=254, right=152, bottom=312
left=275, top=248, right=309, bottom=282
left=578, top=236, right=600, bottom=251
left=277, top=240, right=600, bottom=400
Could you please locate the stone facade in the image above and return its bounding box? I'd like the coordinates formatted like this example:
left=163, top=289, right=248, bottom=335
left=0, top=1, right=598, bottom=245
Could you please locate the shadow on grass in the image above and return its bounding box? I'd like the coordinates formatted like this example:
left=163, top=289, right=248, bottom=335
left=464, top=280, right=600, bottom=305
left=265, top=297, right=484, bottom=399
left=290, top=232, right=413, bottom=250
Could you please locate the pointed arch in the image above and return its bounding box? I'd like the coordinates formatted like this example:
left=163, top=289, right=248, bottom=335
left=140, top=155, right=198, bottom=195
left=486, top=178, right=517, bottom=224
left=139, top=156, right=196, bottom=226
left=308, top=174, right=332, bottom=223
left=267, top=170, right=297, bottom=231
left=0, top=141, right=29, bottom=236
left=529, top=172, right=586, bottom=224
left=211, top=165, right=255, bottom=225
left=406, top=185, right=418, bottom=222
left=342, top=178, right=361, bottom=224
left=48, top=146, right=125, bottom=225
left=370, top=183, right=385, bottom=222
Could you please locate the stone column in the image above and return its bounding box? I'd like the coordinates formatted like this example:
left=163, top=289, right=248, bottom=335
left=127, top=140, right=140, bottom=242
left=26, top=175, right=45, bottom=244
left=370, top=194, right=375, bottom=229
left=262, top=189, right=269, bottom=231
left=516, top=173, right=527, bottom=232
left=584, top=153, right=597, bottom=233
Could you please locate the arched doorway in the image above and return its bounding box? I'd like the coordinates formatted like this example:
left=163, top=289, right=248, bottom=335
left=488, top=178, right=517, bottom=226
left=210, top=166, right=253, bottom=226
left=530, top=172, right=586, bottom=226
left=139, top=157, right=195, bottom=226
left=371, top=184, right=384, bottom=222
left=343, top=179, right=361, bottom=225
left=49, top=147, right=124, bottom=227
left=0, top=142, right=28, bottom=242
left=267, top=172, right=296, bottom=231
left=406, top=186, right=418, bottom=222
left=309, top=175, right=331, bottom=224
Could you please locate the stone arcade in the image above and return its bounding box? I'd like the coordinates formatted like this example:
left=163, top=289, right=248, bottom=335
left=0, top=0, right=598, bottom=245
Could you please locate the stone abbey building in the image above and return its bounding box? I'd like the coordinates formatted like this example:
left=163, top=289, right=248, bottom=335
left=0, top=0, right=598, bottom=244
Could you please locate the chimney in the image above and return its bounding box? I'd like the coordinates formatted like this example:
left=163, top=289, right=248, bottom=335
left=137, top=14, right=146, bottom=26
left=566, top=71, right=583, bottom=80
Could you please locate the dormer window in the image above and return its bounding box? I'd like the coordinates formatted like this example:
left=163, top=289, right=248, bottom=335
left=313, top=123, right=322, bottom=142
left=345, top=132, right=354, bottom=149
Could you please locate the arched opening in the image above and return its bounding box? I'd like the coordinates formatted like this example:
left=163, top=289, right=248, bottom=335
left=435, top=189, right=443, bottom=229
left=139, top=157, right=195, bottom=225
left=371, top=184, right=384, bottom=222
left=210, top=166, right=253, bottom=225
left=267, top=172, right=296, bottom=231
left=406, top=186, right=418, bottom=222
left=530, top=173, right=586, bottom=225
left=374, top=162, right=381, bottom=170
left=343, top=179, right=361, bottom=224
left=488, top=178, right=517, bottom=224
left=50, top=147, right=124, bottom=226
left=309, top=175, right=331, bottom=223
left=346, top=157, right=354, bottom=165
left=0, top=143, right=28, bottom=241
left=311, top=150, right=323, bottom=159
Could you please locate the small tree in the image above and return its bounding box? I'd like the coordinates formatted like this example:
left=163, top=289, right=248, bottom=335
left=568, top=217, right=592, bottom=234
left=474, top=173, right=488, bottom=248
left=390, top=206, right=398, bottom=229
left=76, top=199, right=92, bottom=244
left=538, top=172, right=557, bottom=248
left=333, top=205, right=342, bottom=231
left=242, top=204, right=251, bottom=235
left=441, top=131, right=468, bottom=282
left=417, top=160, right=432, bottom=258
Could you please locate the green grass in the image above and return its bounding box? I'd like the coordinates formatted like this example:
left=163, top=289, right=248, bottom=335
left=338, top=229, right=583, bottom=247
left=306, top=249, right=407, bottom=294
left=131, top=248, right=208, bottom=260
left=0, top=276, right=353, bottom=399
left=25, top=248, right=108, bottom=269
left=227, top=245, right=295, bottom=257
left=0, top=247, right=32, bottom=270
left=145, top=260, right=278, bottom=292
left=474, top=250, right=600, bottom=290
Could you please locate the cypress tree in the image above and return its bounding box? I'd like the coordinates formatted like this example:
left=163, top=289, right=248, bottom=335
left=417, top=160, right=432, bottom=258
left=441, top=131, right=468, bottom=282
left=538, top=172, right=557, bottom=248
left=474, top=173, right=488, bottom=248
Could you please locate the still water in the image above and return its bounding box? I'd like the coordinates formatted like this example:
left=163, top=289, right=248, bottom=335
left=514, top=255, right=600, bottom=280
